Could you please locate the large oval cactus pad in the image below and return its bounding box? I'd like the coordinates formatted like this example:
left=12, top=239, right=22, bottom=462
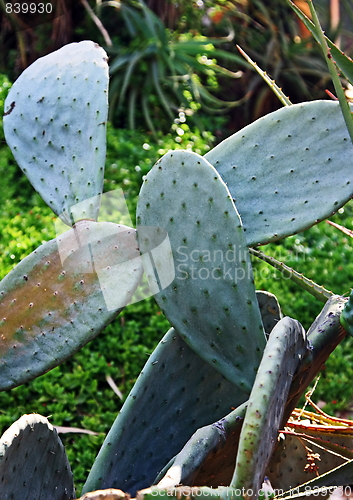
left=0, top=413, right=75, bottom=499
left=83, top=329, right=248, bottom=497
left=0, top=221, right=142, bottom=390
left=3, top=41, right=108, bottom=225
left=205, top=101, right=353, bottom=246
left=137, top=150, right=266, bottom=392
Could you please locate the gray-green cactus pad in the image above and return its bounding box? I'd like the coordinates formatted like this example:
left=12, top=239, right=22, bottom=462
left=284, top=296, right=347, bottom=421
left=3, top=41, right=109, bottom=225
left=256, top=290, right=282, bottom=335
left=231, top=317, right=310, bottom=499
left=155, top=403, right=247, bottom=489
left=340, top=288, right=353, bottom=336
left=0, top=221, right=142, bottom=390
left=205, top=101, right=353, bottom=246
left=137, top=150, right=266, bottom=392
left=0, top=413, right=75, bottom=499
left=83, top=328, right=248, bottom=497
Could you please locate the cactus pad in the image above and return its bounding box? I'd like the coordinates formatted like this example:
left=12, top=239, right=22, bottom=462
left=3, top=41, right=109, bottom=225
left=256, top=290, right=282, bottom=335
left=156, top=403, right=247, bottom=489
left=0, top=413, right=75, bottom=499
left=205, top=101, right=353, bottom=246
left=83, top=328, right=248, bottom=497
left=340, top=288, right=353, bottom=336
left=137, top=150, right=266, bottom=391
left=231, top=317, right=310, bottom=498
left=0, top=221, right=142, bottom=390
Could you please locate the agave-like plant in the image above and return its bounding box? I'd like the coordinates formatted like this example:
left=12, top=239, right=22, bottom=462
left=89, top=0, right=249, bottom=134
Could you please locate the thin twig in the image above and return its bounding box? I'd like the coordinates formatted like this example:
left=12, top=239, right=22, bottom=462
left=80, top=0, right=113, bottom=47
left=327, top=220, right=353, bottom=238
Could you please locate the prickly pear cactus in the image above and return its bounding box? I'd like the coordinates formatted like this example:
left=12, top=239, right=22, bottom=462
left=3, top=41, right=108, bottom=226
left=83, top=328, right=248, bottom=497
left=137, top=150, right=266, bottom=392
left=0, top=221, right=142, bottom=390
left=231, top=317, right=310, bottom=499
left=205, top=101, right=353, bottom=246
left=0, top=413, right=75, bottom=499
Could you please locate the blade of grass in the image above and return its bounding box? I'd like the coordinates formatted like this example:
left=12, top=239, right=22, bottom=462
left=141, top=94, right=157, bottom=138
left=128, top=86, right=137, bottom=130
left=152, top=61, right=174, bottom=119
left=196, top=82, right=251, bottom=109
left=118, top=49, right=147, bottom=108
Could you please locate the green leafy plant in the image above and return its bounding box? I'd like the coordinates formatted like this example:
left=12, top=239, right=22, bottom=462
left=1, top=7, right=353, bottom=497
left=215, top=0, right=353, bottom=130
left=90, top=0, right=248, bottom=134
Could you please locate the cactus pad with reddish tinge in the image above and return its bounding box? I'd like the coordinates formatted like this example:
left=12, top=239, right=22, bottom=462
left=0, top=221, right=142, bottom=390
